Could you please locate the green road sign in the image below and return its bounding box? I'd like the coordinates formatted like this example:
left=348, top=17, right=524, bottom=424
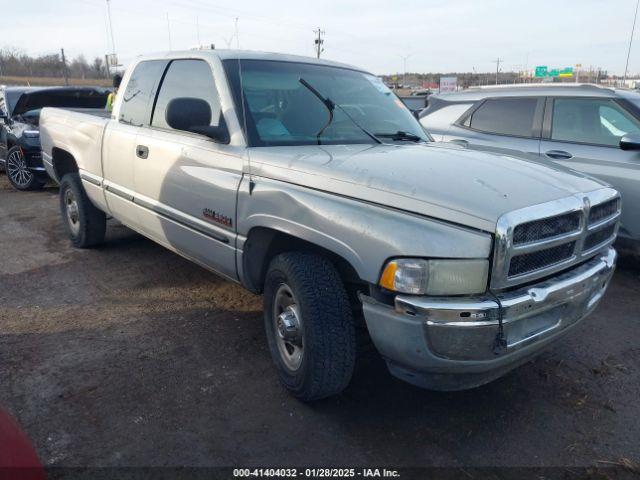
left=535, top=66, right=573, bottom=78
left=535, top=66, right=548, bottom=77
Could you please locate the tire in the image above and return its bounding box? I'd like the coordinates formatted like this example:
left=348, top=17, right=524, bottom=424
left=263, top=252, right=356, bottom=401
left=5, top=146, right=45, bottom=191
left=59, top=173, right=106, bottom=248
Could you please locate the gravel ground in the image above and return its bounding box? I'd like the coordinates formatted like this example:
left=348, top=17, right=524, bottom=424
left=0, top=175, right=639, bottom=471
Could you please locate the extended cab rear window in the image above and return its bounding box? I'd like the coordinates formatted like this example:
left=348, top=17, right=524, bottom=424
left=119, top=60, right=166, bottom=126
left=467, top=97, right=538, bottom=137
left=151, top=59, right=222, bottom=130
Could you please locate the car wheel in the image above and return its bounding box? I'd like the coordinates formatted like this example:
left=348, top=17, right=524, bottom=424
left=263, top=252, right=356, bottom=401
left=59, top=173, right=106, bottom=248
left=5, top=146, right=45, bottom=191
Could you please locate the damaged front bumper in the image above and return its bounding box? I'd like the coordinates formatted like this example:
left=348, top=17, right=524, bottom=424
left=361, top=247, right=617, bottom=390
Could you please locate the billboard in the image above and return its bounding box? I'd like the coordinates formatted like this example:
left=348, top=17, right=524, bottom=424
left=439, top=76, right=457, bottom=92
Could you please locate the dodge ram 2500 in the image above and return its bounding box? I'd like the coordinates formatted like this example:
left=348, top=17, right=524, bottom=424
left=39, top=50, right=620, bottom=400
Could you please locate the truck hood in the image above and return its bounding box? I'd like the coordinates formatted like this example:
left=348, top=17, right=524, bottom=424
left=248, top=142, right=607, bottom=232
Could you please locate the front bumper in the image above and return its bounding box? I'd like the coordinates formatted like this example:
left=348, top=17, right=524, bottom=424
left=361, top=247, right=617, bottom=390
left=23, top=148, right=46, bottom=173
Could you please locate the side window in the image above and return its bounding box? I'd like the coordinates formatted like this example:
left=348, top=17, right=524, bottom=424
left=422, top=102, right=473, bottom=130
left=151, top=59, right=221, bottom=131
left=119, top=60, right=166, bottom=127
left=551, top=98, right=640, bottom=146
left=468, top=97, right=538, bottom=137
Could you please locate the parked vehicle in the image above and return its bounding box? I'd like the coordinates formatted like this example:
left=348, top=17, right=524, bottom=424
left=398, top=95, right=429, bottom=117
left=420, top=84, right=640, bottom=250
left=0, top=86, right=109, bottom=190
left=40, top=51, right=619, bottom=400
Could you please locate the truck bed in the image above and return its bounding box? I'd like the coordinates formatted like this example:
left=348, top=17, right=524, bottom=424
left=39, top=106, right=111, bottom=183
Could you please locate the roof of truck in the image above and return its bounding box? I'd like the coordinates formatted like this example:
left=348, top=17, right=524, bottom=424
left=432, top=84, right=627, bottom=102
left=136, top=49, right=369, bottom=73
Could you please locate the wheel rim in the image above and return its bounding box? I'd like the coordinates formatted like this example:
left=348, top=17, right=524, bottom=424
left=6, top=149, right=32, bottom=187
left=273, top=283, right=304, bottom=371
left=64, top=188, right=81, bottom=236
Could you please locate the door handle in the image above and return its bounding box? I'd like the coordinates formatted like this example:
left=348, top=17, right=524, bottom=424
left=136, top=145, right=149, bottom=159
left=545, top=150, right=573, bottom=160
left=450, top=139, right=469, bottom=147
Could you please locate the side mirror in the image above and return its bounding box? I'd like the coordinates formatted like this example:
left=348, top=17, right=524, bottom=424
left=166, top=97, right=229, bottom=144
left=619, top=133, right=640, bottom=151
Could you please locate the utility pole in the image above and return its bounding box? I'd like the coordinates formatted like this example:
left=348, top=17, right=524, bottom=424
left=314, top=28, right=325, bottom=59
left=104, top=54, right=110, bottom=78
left=60, top=48, right=69, bottom=86
left=624, top=0, right=640, bottom=85
left=105, top=0, right=116, bottom=53
left=399, top=54, right=413, bottom=88
left=166, top=13, right=173, bottom=50
left=493, top=58, right=502, bottom=85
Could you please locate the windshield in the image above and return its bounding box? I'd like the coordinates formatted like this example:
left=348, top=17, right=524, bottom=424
left=224, top=59, right=429, bottom=146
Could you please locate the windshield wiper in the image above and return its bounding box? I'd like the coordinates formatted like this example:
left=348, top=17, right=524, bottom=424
left=298, top=77, right=382, bottom=145
left=373, top=131, right=425, bottom=142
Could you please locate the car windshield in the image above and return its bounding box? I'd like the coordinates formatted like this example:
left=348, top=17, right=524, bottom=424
left=224, top=59, right=429, bottom=146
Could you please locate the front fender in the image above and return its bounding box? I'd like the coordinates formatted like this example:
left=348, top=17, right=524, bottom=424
left=237, top=176, right=493, bottom=285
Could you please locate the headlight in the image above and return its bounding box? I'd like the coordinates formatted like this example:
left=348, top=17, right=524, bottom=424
left=379, top=258, right=489, bottom=295
left=23, top=129, right=40, bottom=138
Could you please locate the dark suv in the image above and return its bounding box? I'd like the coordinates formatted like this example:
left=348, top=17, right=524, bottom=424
left=419, top=84, right=640, bottom=250
left=0, top=86, right=109, bottom=190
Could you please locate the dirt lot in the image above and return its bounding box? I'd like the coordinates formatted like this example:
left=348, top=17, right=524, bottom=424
left=0, top=175, right=639, bottom=471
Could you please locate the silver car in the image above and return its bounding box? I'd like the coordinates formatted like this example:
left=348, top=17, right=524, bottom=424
left=420, top=84, right=640, bottom=250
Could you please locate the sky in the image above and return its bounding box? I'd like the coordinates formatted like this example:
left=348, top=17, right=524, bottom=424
left=3, top=0, right=640, bottom=76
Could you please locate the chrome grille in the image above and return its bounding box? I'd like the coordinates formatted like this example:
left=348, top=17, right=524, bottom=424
left=508, top=242, right=576, bottom=277
left=585, top=224, right=616, bottom=251
left=492, top=188, right=620, bottom=290
left=513, top=211, right=581, bottom=245
left=589, top=198, right=620, bottom=224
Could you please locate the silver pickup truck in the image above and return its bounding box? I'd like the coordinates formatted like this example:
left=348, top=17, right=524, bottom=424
left=39, top=50, right=620, bottom=401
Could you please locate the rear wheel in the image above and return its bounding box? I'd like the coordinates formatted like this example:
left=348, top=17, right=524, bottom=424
left=264, top=252, right=356, bottom=401
left=6, top=147, right=45, bottom=191
left=59, top=173, right=106, bottom=248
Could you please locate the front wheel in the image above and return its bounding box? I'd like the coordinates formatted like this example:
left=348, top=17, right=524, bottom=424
left=6, top=147, right=45, bottom=191
left=59, top=173, right=106, bottom=248
left=263, top=252, right=356, bottom=401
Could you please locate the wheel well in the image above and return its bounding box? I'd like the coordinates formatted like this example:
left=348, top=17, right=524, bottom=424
left=243, top=227, right=364, bottom=295
left=51, top=148, right=78, bottom=180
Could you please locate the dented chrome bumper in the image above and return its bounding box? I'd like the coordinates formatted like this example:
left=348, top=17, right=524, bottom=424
left=361, top=247, right=616, bottom=390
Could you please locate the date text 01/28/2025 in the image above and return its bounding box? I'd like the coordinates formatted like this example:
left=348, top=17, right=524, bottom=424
left=232, top=468, right=400, bottom=478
